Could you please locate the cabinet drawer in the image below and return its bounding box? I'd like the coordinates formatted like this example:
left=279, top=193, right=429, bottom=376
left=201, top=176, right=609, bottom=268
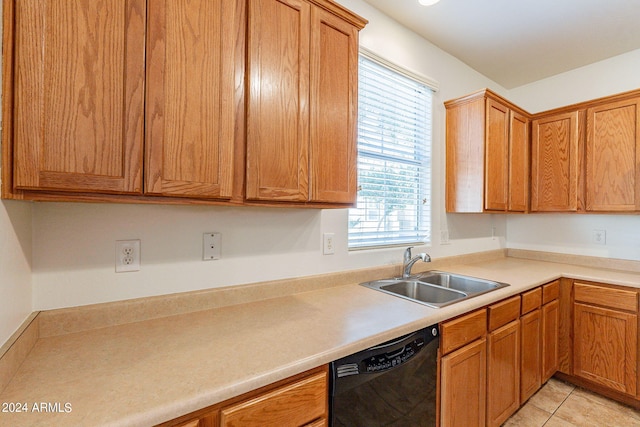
left=521, top=288, right=541, bottom=315
left=574, top=282, right=638, bottom=312
left=542, top=280, right=559, bottom=304
left=488, top=296, right=520, bottom=331
left=220, top=370, right=327, bottom=427
left=441, top=309, right=487, bottom=355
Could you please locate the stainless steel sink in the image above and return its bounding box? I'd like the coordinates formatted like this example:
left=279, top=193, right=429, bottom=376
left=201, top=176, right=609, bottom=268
left=415, top=271, right=508, bottom=295
left=360, top=271, right=509, bottom=308
left=381, top=280, right=467, bottom=306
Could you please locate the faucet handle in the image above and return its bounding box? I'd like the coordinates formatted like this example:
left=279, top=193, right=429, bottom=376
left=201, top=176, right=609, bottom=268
left=403, top=247, right=414, bottom=262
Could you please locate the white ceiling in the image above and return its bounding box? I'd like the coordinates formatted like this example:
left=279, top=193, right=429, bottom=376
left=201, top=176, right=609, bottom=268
left=361, top=0, right=640, bottom=89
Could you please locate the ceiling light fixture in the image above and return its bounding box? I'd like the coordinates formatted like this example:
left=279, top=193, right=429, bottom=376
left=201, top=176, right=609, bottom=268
left=418, top=0, right=440, bottom=5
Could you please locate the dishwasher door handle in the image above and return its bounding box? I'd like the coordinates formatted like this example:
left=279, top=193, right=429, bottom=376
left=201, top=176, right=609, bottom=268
left=385, top=346, right=406, bottom=359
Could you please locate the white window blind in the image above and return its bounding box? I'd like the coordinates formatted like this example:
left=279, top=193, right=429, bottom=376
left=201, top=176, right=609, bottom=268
left=348, top=54, right=433, bottom=249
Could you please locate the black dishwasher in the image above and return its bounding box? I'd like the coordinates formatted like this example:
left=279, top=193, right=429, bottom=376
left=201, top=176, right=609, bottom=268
left=330, top=325, right=439, bottom=427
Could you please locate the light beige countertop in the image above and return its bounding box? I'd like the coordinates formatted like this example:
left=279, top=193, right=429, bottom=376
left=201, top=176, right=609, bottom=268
left=2, top=251, right=640, bottom=426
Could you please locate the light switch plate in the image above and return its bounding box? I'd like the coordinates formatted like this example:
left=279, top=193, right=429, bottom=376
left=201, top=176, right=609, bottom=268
left=203, top=232, right=222, bottom=260
left=592, top=229, right=606, bottom=245
left=323, top=233, right=335, bottom=255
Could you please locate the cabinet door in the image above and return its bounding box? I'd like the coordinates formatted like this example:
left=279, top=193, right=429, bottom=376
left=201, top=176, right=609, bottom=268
left=585, top=97, right=640, bottom=211
left=445, top=97, right=486, bottom=212
left=574, top=302, right=637, bottom=395
left=508, top=111, right=529, bottom=212
left=541, top=299, right=559, bottom=382
left=13, top=0, right=145, bottom=194
left=309, top=6, right=359, bottom=204
left=440, top=338, right=487, bottom=427
left=487, top=320, right=520, bottom=427
left=145, top=0, right=238, bottom=199
left=246, top=0, right=310, bottom=202
left=220, top=370, right=327, bottom=427
left=520, top=309, right=541, bottom=403
left=484, top=99, right=509, bottom=211
left=531, top=111, right=580, bottom=211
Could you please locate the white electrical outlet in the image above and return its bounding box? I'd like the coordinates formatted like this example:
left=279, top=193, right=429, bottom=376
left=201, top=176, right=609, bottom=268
left=441, top=229, right=450, bottom=245
left=115, top=240, right=140, bottom=272
left=592, top=229, right=606, bottom=245
left=203, top=232, right=222, bottom=260
left=323, top=233, right=335, bottom=255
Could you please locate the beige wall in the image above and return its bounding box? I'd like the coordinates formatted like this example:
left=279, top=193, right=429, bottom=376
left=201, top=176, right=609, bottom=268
left=0, top=201, right=32, bottom=345
left=507, top=49, right=640, bottom=260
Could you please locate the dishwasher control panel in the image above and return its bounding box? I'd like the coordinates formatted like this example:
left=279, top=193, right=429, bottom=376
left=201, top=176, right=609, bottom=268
left=332, top=325, right=439, bottom=378
left=364, top=336, right=425, bottom=372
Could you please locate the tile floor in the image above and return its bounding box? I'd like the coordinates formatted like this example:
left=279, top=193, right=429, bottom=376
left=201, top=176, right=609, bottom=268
left=503, top=378, right=640, bottom=426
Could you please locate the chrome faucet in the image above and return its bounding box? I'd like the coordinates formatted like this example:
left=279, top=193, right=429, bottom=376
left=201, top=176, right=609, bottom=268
left=402, top=247, right=431, bottom=278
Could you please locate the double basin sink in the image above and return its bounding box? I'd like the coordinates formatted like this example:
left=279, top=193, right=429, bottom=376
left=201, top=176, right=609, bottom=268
left=361, top=271, right=509, bottom=308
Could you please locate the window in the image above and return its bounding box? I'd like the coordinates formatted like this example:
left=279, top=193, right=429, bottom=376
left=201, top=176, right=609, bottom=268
left=348, top=52, right=434, bottom=249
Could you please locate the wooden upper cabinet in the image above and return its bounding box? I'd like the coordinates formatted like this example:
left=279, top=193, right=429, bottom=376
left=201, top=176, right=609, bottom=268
left=445, top=89, right=529, bottom=213
left=246, top=0, right=364, bottom=204
left=585, top=97, right=640, bottom=211
left=531, top=111, right=581, bottom=211
left=145, top=0, right=239, bottom=199
left=484, top=99, right=509, bottom=211
left=509, top=110, right=529, bottom=212
left=445, top=96, right=485, bottom=212
left=12, top=0, right=146, bottom=194
left=246, top=0, right=311, bottom=202
left=309, top=6, right=359, bottom=203
left=5, top=0, right=365, bottom=207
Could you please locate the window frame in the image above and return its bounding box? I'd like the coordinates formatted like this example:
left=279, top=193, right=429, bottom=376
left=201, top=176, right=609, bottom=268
left=348, top=49, right=438, bottom=250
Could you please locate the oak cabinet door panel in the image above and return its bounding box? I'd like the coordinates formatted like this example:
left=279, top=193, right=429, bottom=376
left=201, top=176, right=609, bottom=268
left=440, top=339, right=487, bottom=427
left=484, top=99, right=509, bottom=211
left=541, top=299, right=560, bottom=382
left=145, top=0, right=238, bottom=199
left=13, top=0, right=145, bottom=194
left=487, top=320, right=520, bottom=427
left=585, top=98, right=640, bottom=211
left=309, top=7, right=358, bottom=203
left=520, top=309, right=541, bottom=403
left=246, top=0, right=311, bottom=202
left=531, top=112, right=580, bottom=211
left=508, top=110, right=529, bottom=212
left=574, top=303, right=637, bottom=395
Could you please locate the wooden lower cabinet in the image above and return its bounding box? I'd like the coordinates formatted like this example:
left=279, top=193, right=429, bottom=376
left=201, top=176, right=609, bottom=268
left=440, top=338, right=487, bottom=427
left=220, top=369, right=327, bottom=426
left=439, top=309, right=488, bottom=427
left=520, top=309, right=542, bottom=402
left=440, top=289, right=562, bottom=427
left=159, top=366, right=328, bottom=427
left=541, top=299, right=560, bottom=382
left=574, top=302, right=637, bottom=395
left=568, top=281, right=639, bottom=399
left=486, top=320, right=520, bottom=427
left=173, top=415, right=217, bottom=427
